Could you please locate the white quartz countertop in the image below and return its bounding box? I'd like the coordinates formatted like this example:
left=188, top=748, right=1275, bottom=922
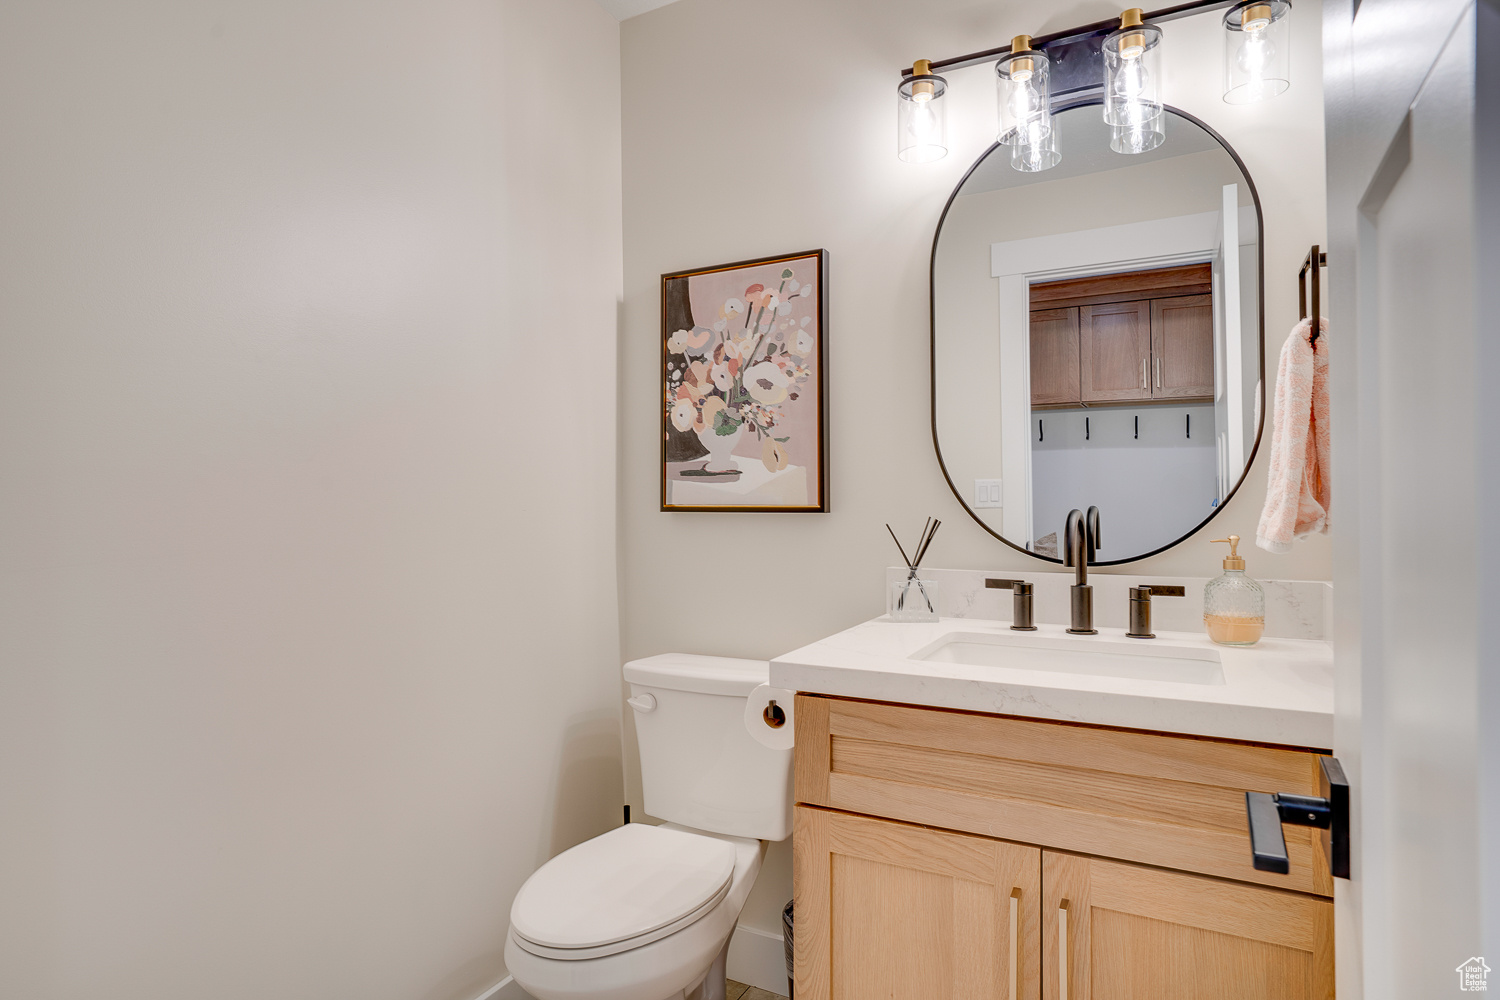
left=770, top=616, right=1334, bottom=749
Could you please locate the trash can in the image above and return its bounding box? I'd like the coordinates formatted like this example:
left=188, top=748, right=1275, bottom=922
left=782, top=900, right=794, bottom=999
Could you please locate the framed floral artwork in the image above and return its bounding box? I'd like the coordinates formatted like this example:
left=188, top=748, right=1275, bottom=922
left=661, top=249, right=828, bottom=512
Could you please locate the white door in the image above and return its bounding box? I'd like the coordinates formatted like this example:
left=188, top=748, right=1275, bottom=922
left=1324, top=1, right=1497, bottom=997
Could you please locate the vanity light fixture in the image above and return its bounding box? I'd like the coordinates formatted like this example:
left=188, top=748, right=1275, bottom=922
left=1103, top=8, right=1165, bottom=153
left=996, top=35, right=1056, bottom=170
left=1222, top=1, right=1291, bottom=104
left=896, top=60, right=949, bottom=163
left=896, top=1, right=1298, bottom=164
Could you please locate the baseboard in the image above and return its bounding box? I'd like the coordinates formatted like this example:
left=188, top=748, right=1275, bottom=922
left=727, top=923, right=789, bottom=996
left=472, top=975, right=532, bottom=1000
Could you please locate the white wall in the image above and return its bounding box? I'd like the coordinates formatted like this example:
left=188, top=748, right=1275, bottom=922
left=1031, top=405, right=1218, bottom=559
left=0, top=4, right=623, bottom=999
left=621, top=0, right=1326, bottom=946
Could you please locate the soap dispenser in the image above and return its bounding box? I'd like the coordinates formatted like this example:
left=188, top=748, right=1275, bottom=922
left=1204, top=535, right=1265, bottom=646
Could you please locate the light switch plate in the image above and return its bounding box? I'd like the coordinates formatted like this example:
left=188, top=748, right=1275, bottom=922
left=973, top=479, right=1002, bottom=508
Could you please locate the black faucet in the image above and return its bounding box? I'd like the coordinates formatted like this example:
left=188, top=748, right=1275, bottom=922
left=1062, top=506, right=1101, bottom=634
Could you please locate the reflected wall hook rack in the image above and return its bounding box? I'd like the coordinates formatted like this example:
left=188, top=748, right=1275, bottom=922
left=1299, top=244, right=1328, bottom=346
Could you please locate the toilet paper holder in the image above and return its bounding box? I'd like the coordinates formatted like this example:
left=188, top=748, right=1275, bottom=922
left=745, top=683, right=796, bottom=750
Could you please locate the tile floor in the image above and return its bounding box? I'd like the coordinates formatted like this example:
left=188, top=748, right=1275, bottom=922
left=726, top=979, right=788, bottom=1000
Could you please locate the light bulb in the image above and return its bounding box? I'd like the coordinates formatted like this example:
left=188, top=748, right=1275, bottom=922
left=1114, top=56, right=1148, bottom=100
left=1237, top=27, right=1274, bottom=78
left=1009, top=78, right=1042, bottom=125
left=908, top=102, right=936, bottom=142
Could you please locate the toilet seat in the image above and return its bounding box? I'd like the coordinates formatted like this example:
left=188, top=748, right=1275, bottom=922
left=510, top=824, right=736, bottom=961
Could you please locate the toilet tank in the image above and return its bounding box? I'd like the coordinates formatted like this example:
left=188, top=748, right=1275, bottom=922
left=624, top=654, right=792, bottom=841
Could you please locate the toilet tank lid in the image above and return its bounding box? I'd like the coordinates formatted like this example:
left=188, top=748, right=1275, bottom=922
left=623, top=653, right=769, bottom=696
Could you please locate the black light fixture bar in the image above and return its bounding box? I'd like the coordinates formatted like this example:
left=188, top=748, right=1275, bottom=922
left=899, top=0, right=1243, bottom=78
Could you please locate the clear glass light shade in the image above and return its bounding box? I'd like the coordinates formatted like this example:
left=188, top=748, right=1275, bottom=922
left=1102, top=22, right=1163, bottom=130
left=897, top=73, right=949, bottom=162
left=1110, top=110, right=1165, bottom=154
left=995, top=49, right=1052, bottom=146
left=1222, top=1, right=1291, bottom=104
left=1011, top=112, right=1061, bottom=171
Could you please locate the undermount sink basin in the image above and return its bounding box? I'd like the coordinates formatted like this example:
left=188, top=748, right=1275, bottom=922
left=914, top=631, right=1226, bottom=686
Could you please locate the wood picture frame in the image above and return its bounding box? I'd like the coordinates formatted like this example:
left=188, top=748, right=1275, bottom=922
left=661, top=249, right=828, bottom=512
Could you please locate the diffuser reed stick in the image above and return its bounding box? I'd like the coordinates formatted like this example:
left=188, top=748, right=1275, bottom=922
left=887, top=518, right=941, bottom=613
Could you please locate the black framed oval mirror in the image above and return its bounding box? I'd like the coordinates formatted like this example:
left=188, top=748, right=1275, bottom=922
left=931, top=100, right=1264, bottom=565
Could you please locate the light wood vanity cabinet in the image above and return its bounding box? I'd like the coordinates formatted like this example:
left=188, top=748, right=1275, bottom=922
left=793, top=696, right=1335, bottom=1000
left=797, top=808, right=1042, bottom=1000
left=1042, top=852, right=1332, bottom=1000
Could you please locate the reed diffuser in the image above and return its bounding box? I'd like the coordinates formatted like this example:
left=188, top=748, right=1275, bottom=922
left=886, top=518, right=941, bottom=622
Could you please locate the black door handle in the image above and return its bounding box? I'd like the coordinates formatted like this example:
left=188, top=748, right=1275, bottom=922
left=1244, top=756, right=1349, bottom=879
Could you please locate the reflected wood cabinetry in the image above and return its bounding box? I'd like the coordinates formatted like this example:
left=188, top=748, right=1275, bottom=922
left=1029, top=308, right=1082, bottom=407
left=793, top=696, right=1335, bottom=1000
left=1151, top=294, right=1215, bottom=399
left=1030, top=265, right=1215, bottom=409
left=1079, top=301, right=1153, bottom=403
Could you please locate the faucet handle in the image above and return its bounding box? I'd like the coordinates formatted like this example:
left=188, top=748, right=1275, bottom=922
left=1126, top=585, right=1185, bottom=638
left=1126, top=587, right=1154, bottom=638
left=1138, top=585, right=1185, bottom=598
left=983, top=580, right=1037, bottom=631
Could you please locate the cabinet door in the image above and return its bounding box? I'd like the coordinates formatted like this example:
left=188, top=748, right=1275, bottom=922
left=1042, top=852, right=1333, bottom=1000
left=1030, top=307, right=1080, bottom=406
left=1150, top=294, right=1215, bottom=398
left=1079, top=301, right=1152, bottom=402
left=796, top=805, right=1041, bottom=1000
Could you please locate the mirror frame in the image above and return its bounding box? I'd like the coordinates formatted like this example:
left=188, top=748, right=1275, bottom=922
left=929, top=100, right=1267, bottom=565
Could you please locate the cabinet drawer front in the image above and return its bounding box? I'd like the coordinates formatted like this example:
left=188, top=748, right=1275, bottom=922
left=1043, top=852, right=1334, bottom=1000
left=794, top=806, right=1042, bottom=1000
left=795, top=696, right=1333, bottom=896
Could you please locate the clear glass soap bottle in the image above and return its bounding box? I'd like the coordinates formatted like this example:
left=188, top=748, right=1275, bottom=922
left=1204, top=535, right=1265, bottom=646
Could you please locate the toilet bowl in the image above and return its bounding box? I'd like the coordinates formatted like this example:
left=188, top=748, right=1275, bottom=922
left=504, top=823, right=765, bottom=1000
left=505, top=654, right=792, bottom=1000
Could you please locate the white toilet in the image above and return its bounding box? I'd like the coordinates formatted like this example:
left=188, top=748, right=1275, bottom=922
left=505, top=654, right=792, bottom=1000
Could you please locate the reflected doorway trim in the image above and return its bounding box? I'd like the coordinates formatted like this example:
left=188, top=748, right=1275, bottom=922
left=928, top=100, right=1267, bottom=566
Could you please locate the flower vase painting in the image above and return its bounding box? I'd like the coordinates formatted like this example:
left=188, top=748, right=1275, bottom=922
left=661, top=249, right=828, bottom=511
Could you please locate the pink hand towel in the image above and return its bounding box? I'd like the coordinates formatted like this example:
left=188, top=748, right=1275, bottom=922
left=1256, top=317, right=1330, bottom=553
